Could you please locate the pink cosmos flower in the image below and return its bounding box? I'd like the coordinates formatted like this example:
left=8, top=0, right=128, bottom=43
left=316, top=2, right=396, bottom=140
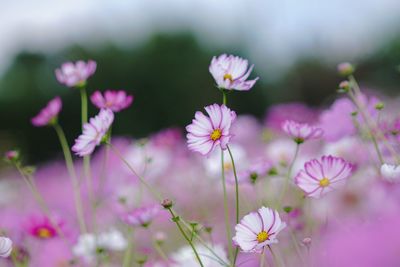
left=25, top=215, right=64, bottom=240
left=282, top=120, right=323, bottom=143
left=186, top=104, right=236, bottom=156
left=90, top=90, right=133, bottom=112
left=264, top=102, right=319, bottom=132
left=122, top=205, right=160, bottom=227
left=209, top=54, right=259, bottom=91
left=294, top=155, right=354, bottom=198
left=233, top=206, right=286, bottom=253
left=31, top=97, right=62, bottom=127
left=72, top=109, right=114, bottom=157
left=0, top=237, right=12, bottom=258
left=55, top=60, right=97, bottom=87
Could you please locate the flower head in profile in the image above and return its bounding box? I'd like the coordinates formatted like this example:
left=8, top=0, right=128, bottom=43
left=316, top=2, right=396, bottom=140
left=380, top=164, right=400, bottom=183
left=122, top=204, right=160, bottom=228
left=233, top=206, right=286, bottom=253
left=55, top=60, right=97, bottom=88
left=282, top=120, right=323, bottom=144
left=90, top=90, right=133, bottom=112
left=31, top=97, right=62, bottom=127
left=186, top=104, right=236, bottom=156
left=209, top=54, right=259, bottom=91
left=0, top=237, right=12, bottom=258
left=295, top=155, right=354, bottom=198
left=72, top=109, right=114, bottom=157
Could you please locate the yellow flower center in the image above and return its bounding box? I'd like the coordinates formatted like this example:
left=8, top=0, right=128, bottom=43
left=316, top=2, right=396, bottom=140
left=319, top=178, right=330, bottom=187
left=257, top=231, right=269, bottom=243
left=210, top=129, right=222, bottom=141
left=223, top=73, right=233, bottom=82
left=37, top=227, right=52, bottom=239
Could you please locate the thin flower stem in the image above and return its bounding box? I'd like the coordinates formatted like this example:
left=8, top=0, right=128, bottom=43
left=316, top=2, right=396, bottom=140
left=15, top=164, right=66, bottom=239
left=53, top=123, right=87, bottom=233
left=289, top=229, right=306, bottom=266
left=221, top=149, right=234, bottom=264
left=277, top=144, right=300, bottom=210
left=107, top=143, right=163, bottom=201
left=167, top=208, right=205, bottom=267
left=80, top=87, right=88, bottom=126
left=79, top=86, right=96, bottom=232
left=108, top=142, right=231, bottom=267
left=122, top=228, right=134, bottom=267
left=226, top=145, right=240, bottom=265
left=153, top=241, right=169, bottom=262
left=348, top=75, right=400, bottom=164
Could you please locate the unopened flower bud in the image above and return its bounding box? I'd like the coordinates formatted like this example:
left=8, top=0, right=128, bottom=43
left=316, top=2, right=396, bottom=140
left=4, top=150, right=19, bottom=163
left=337, top=62, right=355, bottom=77
left=375, top=102, right=384, bottom=110
left=338, top=80, right=350, bottom=92
left=302, top=237, right=312, bottom=248
left=154, top=232, right=167, bottom=244
left=161, top=199, right=173, bottom=209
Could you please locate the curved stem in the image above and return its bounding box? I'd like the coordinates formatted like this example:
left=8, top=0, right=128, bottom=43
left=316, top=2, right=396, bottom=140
left=226, top=145, right=240, bottom=264
left=348, top=75, right=400, bottom=164
left=15, top=164, right=66, bottom=239
left=108, top=142, right=230, bottom=266
left=167, top=208, right=204, bottom=267
left=53, top=123, right=87, bottom=233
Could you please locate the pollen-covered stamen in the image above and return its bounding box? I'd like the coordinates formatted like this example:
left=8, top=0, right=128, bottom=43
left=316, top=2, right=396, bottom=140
left=319, top=177, right=330, bottom=187
left=210, top=129, right=222, bottom=141
left=223, top=73, right=233, bottom=82
left=257, top=231, right=269, bottom=243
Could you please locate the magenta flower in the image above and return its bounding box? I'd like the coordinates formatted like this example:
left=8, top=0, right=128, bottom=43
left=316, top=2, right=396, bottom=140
left=294, top=155, right=354, bottom=198
left=25, top=215, right=63, bottom=239
left=31, top=97, right=62, bottom=127
left=90, top=90, right=133, bottom=112
left=282, top=120, right=323, bottom=144
left=55, top=60, right=97, bottom=87
left=186, top=104, right=236, bottom=156
left=209, top=54, right=259, bottom=91
left=122, top=205, right=160, bottom=227
left=233, top=206, right=286, bottom=253
left=72, top=109, right=114, bottom=157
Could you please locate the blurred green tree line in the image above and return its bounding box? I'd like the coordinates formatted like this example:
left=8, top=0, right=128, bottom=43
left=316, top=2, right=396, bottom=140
left=0, top=33, right=399, bottom=163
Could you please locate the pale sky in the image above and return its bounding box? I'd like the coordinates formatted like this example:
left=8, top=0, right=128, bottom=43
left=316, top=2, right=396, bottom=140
left=1, top=0, right=400, bottom=77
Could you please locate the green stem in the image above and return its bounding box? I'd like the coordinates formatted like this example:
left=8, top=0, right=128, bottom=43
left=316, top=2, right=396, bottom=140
left=167, top=208, right=204, bottom=267
left=107, top=143, right=162, bottom=201
left=53, top=123, right=87, bottom=233
left=348, top=75, right=400, bottom=164
left=226, top=145, right=240, bottom=265
left=15, top=164, right=66, bottom=239
left=153, top=241, right=169, bottom=262
left=122, top=228, right=134, bottom=267
left=109, top=143, right=230, bottom=266
left=221, top=149, right=234, bottom=263
left=277, top=144, right=300, bottom=210
left=80, top=87, right=88, bottom=126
